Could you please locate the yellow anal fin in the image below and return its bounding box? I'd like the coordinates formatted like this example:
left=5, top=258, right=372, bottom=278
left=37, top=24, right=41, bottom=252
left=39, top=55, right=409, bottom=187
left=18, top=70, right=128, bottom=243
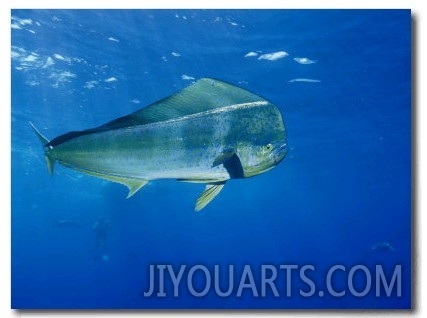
left=178, top=178, right=227, bottom=184
left=95, top=173, right=148, bottom=199
left=123, top=178, right=149, bottom=199
left=69, top=166, right=148, bottom=199
left=195, top=181, right=226, bottom=212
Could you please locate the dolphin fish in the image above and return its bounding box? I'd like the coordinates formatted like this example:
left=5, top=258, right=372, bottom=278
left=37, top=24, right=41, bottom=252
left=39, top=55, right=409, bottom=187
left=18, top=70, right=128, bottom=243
left=31, top=78, right=287, bottom=211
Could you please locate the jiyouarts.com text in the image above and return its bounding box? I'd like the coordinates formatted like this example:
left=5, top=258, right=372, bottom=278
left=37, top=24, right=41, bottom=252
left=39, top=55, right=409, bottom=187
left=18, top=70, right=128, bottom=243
left=142, top=264, right=402, bottom=298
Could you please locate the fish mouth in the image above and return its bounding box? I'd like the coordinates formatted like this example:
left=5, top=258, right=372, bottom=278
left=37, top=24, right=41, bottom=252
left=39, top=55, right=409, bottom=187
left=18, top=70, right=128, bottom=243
left=272, top=143, right=288, bottom=163
left=244, top=143, right=288, bottom=177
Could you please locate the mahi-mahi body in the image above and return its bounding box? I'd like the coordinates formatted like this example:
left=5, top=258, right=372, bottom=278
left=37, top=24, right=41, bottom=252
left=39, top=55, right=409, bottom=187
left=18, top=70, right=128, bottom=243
left=31, top=78, right=288, bottom=211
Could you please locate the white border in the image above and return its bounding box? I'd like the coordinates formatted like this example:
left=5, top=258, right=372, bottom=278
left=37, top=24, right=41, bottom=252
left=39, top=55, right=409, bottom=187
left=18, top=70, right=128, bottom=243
left=3, top=1, right=424, bottom=318
left=5, top=0, right=419, bottom=9
left=2, top=0, right=11, bottom=317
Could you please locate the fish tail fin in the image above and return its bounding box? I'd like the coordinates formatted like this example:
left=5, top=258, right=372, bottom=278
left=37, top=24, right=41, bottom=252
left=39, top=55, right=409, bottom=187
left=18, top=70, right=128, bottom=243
left=29, top=121, right=55, bottom=175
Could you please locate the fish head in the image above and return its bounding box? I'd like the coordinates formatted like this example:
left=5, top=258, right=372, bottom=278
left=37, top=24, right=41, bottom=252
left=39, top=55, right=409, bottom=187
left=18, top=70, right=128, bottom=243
left=237, top=140, right=288, bottom=178
left=231, top=100, right=287, bottom=178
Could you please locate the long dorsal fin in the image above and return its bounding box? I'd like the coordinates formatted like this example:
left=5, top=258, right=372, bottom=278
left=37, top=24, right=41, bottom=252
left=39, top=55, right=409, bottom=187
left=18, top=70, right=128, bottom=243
left=48, top=78, right=269, bottom=147
left=98, top=78, right=267, bottom=130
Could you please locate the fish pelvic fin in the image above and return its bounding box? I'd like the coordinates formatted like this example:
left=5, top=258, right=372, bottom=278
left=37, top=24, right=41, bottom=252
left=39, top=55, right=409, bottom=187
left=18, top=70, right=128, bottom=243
left=195, top=181, right=226, bottom=212
left=29, top=122, right=55, bottom=176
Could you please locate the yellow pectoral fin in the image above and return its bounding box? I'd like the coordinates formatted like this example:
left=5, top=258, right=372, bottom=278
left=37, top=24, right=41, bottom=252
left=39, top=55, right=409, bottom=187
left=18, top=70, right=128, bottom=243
left=195, top=181, right=226, bottom=212
left=212, top=151, right=235, bottom=167
left=69, top=167, right=148, bottom=199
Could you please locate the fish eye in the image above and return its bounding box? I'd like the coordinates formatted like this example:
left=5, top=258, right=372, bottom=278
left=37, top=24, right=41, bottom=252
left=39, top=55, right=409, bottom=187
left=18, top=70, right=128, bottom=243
left=265, top=143, right=273, bottom=151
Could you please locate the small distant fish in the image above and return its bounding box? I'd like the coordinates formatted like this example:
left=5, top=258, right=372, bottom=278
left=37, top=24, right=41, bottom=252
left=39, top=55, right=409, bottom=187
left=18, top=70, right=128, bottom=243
left=31, top=78, right=288, bottom=211
left=371, top=242, right=396, bottom=253
left=56, top=220, right=81, bottom=228
left=288, top=78, right=321, bottom=83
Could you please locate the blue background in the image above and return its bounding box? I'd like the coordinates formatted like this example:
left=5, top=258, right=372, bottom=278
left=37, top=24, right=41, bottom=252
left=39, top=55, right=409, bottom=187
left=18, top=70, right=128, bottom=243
left=11, top=9, right=411, bottom=309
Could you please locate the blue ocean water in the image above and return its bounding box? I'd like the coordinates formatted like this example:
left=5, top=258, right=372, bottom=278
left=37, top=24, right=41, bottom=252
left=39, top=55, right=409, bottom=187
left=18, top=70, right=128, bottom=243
left=11, top=9, right=411, bottom=309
